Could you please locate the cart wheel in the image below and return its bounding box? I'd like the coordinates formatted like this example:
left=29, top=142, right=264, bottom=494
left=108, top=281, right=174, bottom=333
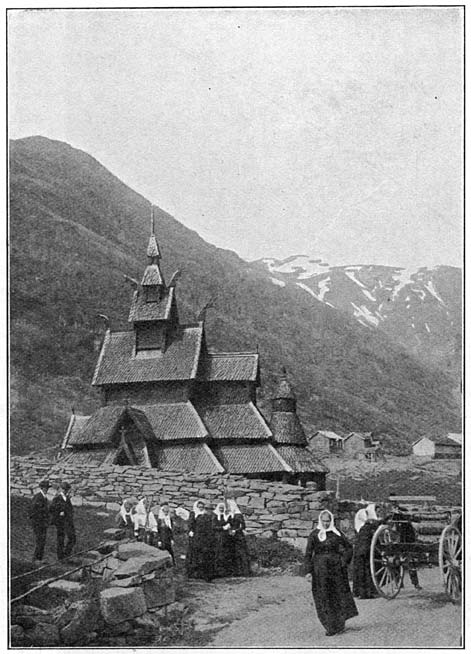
left=439, top=524, right=461, bottom=603
left=370, top=524, right=404, bottom=599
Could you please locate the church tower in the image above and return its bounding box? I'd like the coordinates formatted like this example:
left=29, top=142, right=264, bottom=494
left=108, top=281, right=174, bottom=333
left=128, top=208, right=179, bottom=355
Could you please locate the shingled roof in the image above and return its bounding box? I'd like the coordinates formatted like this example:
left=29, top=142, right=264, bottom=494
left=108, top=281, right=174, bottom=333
left=270, top=412, right=307, bottom=445
left=62, top=414, right=90, bottom=448
left=92, top=324, right=203, bottom=385
left=138, top=402, right=208, bottom=441
left=197, top=352, right=259, bottom=382
left=212, top=443, right=292, bottom=473
left=156, top=442, right=224, bottom=473
left=128, top=286, right=175, bottom=323
left=196, top=403, right=272, bottom=441
left=66, top=405, right=154, bottom=446
left=275, top=445, right=328, bottom=473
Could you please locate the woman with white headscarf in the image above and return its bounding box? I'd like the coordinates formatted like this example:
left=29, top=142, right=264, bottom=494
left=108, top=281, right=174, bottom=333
left=213, top=501, right=233, bottom=577
left=157, top=502, right=175, bottom=564
left=115, top=497, right=137, bottom=539
left=304, top=510, right=358, bottom=637
left=133, top=497, right=158, bottom=545
left=352, top=503, right=381, bottom=599
left=226, top=498, right=251, bottom=577
left=186, top=500, right=216, bottom=581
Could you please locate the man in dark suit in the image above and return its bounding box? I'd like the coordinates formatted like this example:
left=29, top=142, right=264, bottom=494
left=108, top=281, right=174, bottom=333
left=49, top=481, right=76, bottom=560
left=30, top=479, right=51, bottom=564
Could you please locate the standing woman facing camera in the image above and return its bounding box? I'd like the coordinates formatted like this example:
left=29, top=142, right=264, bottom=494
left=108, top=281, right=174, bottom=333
left=304, top=510, right=358, bottom=637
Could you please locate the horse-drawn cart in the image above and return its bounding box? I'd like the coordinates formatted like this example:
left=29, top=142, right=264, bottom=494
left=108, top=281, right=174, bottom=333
left=369, top=498, right=461, bottom=603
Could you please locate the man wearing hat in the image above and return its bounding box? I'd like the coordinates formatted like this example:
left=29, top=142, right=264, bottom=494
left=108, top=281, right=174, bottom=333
left=49, top=481, right=76, bottom=560
left=30, top=479, right=51, bottom=564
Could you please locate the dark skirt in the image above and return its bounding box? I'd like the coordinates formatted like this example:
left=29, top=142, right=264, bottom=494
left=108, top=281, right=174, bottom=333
left=233, top=532, right=251, bottom=576
left=352, top=549, right=377, bottom=598
left=312, top=552, right=358, bottom=634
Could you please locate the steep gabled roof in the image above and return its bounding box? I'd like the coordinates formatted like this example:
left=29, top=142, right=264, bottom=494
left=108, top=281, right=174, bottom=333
left=212, top=443, right=292, bottom=473
left=196, top=403, right=272, bottom=441
left=270, top=411, right=307, bottom=445
left=447, top=433, right=462, bottom=445
left=345, top=431, right=372, bottom=441
left=128, top=286, right=175, bottom=323
left=66, top=405, right=154, bottom=446
left=275, top=445, right=328, bottom=473
left=197, top=352, right=259, bottom=382
left=156, top=442, right=224, bottom=473
left=92, top=324, right=203, bottom=385
left=139, top=402, right=208, bottom=441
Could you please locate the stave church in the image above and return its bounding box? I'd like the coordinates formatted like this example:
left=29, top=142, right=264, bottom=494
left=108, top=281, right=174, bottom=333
left=62, top=214, right=327, bottom=488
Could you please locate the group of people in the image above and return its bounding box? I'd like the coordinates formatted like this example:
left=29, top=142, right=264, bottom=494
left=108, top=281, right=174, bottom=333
left=115, top=496, right=176, bottom=563
left=115, top=495, right=250, bottom=580
left=30, top=479, right=76, bottom=564
left=186, top=499, right=251, bottom=581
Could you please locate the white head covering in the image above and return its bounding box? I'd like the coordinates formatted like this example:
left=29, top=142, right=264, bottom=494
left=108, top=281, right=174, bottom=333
left=354, top=508, right=368, bottom=533
left=193, top=500, right=205, bottom=517
left=226, top=498, right=241, bottom=516
left=366, top=503, right=378, bottom=521
left=119, top=498, right=135, bottom=521
left=133, top=498, right=157, bottom=531
left=214, top=502, right=229, bottom=520
left=317, top=510, right=341, bottom=542
left=158, top=505, right=172, bottom=528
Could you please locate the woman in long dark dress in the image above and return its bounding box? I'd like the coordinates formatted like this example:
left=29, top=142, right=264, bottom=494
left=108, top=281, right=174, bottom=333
left=186, top=501, right=216, bottom=582
left=304, top=510, right=358, bottom=637
left=214, top=502, right=234, bottom=577
left=226, top=499, right=251, bottom=576
left=352, top=504, right=379, bottom=599
left=157, top=502, right=175, bottom=564
left=186, top=500, right=205, bottom=577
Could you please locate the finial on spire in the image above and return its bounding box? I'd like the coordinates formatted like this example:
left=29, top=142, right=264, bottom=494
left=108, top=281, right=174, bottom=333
left=146, top=206, right=161, bottom=261
left=151, top=206, right=155, bottom=235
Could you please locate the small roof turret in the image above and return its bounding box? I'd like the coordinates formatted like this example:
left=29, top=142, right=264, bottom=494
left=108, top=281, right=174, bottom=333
left=147, top=208, right=161, bottom=261
left=273, top=367, right=296, bottom=401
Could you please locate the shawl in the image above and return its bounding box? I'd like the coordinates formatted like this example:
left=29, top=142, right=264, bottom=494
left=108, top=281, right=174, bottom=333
left=226, top=499, right=242, bottom=516
left=133, top=499, right=157, bottom=531
left=366, top=503, right=378, bottom=520
left=214, top=502, right=230, bottom=521
left=354, top=508, right=368, bottom=533
left=317, top=510, right=341, bottom=542
left=119, top=499, right=135, bottom=522
left=158, top=507, right=172, bottom=529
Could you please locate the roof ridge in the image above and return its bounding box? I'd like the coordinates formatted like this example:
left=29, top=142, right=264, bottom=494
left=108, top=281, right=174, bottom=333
left=207, top=351, right=258, bottom=357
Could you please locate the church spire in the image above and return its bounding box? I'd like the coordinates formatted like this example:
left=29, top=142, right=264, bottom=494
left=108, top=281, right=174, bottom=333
left=141, top=206, right=164, bottom=289
left=147, top=206, right=161, bottom=262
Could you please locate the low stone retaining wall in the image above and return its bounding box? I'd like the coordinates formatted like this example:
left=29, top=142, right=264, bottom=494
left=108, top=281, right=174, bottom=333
left=11, top=536, right=184, bottom=647
left=10, top=456, right=338, bottom=549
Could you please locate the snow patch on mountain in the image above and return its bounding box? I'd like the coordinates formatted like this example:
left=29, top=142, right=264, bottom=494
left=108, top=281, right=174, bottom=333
left=297, top=281, right=334, bottom=307
left=351, top=302, right=380, bottom=327
left=270, top=277, right=285, bottom=287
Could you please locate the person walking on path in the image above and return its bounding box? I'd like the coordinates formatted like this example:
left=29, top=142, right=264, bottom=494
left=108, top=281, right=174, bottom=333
left=49, top=481, right=76, bottom=561
left=226, top=499, right=251, bottom=577
left=304, top=509, right=358, bottom=637
left=352, top=504, right=380, bottom=599
left=157, top=502, right=175, bottom=564
left=30, top=479, right=51, bottom=564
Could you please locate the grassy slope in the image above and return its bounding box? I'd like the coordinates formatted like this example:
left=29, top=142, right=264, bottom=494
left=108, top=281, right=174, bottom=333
left=9, top=136, right=461, bottom=454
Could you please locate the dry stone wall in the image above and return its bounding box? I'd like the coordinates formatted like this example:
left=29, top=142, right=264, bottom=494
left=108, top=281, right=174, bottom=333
left=10, top=455, right=337, bottom=549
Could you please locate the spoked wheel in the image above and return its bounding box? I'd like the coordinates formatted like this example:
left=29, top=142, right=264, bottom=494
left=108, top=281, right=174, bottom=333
left=439, top=524, right=461, bottom=603
left=370, top=524, right=404, bottom=599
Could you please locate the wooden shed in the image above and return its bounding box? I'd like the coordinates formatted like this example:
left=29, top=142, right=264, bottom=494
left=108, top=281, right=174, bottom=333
left=308, top=431, right=344, bottom=456
left=434, top=437, right=462, bottom=459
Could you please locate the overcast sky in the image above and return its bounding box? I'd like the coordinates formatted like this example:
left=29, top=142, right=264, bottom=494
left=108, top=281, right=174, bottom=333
left=8, top=8, right=463, bottom=268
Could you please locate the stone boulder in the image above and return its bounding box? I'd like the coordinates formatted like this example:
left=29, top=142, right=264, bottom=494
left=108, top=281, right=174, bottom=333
left=103, top=527, right=126, bottom=540
left=26, top=622, right=60, bottom=647
left=116, top=542, right=168, bottom=561
left=100, top=587, right=147, bottom=625
left=114, top=551, right=171, bottom=578
left=142, top=569, right=175, bottom=608
left=58, top=599, right=99, bottom=645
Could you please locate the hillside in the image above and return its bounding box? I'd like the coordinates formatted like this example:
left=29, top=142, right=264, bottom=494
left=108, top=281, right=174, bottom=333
left=9, top=136, right=461, bottom=454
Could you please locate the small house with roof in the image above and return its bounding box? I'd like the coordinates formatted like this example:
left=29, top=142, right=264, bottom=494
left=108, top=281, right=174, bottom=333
left=61, top=212, right=327, bottom=486
left=307, top=431, right=345, bottom=456
left=434, top=435, right=462, bottom=459
left=411, top=436, right=435, bottom=458
left=343, top=432, right=383, bottom=461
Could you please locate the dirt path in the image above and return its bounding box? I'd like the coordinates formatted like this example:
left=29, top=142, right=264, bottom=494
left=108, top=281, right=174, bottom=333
left=183, top=568, right=461, bottom=647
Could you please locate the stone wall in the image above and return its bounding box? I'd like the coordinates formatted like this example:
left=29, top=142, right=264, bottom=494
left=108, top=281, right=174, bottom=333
left=10, top=455, right=338, bottom=549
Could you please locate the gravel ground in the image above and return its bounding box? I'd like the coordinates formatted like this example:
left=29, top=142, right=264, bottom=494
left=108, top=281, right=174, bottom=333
left=184, top=568, right=462, bottom=648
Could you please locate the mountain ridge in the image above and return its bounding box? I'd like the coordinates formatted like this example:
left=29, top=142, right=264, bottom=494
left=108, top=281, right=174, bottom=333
left=9, top=136, right=461, bottom=455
